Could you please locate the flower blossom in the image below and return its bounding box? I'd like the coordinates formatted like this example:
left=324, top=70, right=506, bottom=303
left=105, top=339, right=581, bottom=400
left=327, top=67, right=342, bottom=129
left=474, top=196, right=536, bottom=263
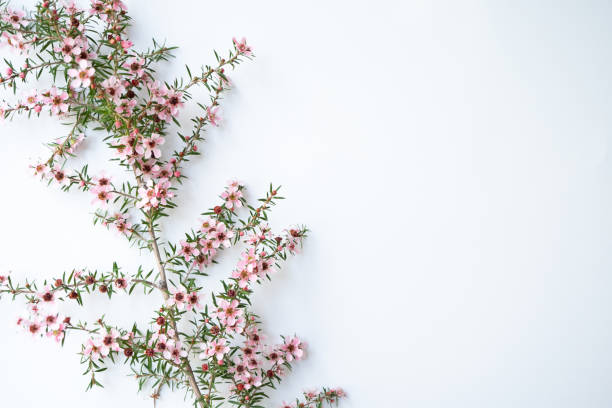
left=3, top=8, right=25, bottom=28
left=123, top=57, right=145, bottom=77
left=221, top=185, right=243, bottom=209
left=233, top=37, right=253, bottom=56
left=68, top=59, right=95, bottom=89
left=281, top=336, right=304, bottom=362
left=84, top=337, right=108, bottom=360
left=213, top=299, right=243, bottom=326
left=201, top=338, right=229, bottom=362
left=166, top=288, right=187, bottom=310
left=46, top=87, right=69, bottom=115
left=136, top=133, right=164, bottom=159
left=206, top=106, right=221, bottom=126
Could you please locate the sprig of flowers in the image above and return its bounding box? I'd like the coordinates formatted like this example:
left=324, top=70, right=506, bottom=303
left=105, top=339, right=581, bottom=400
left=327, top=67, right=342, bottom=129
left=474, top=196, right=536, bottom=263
left=0, top=1, right=344, bottom=407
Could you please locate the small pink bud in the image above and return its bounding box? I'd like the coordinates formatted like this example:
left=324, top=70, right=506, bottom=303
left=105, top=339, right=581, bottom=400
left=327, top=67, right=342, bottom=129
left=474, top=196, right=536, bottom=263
left=19, top=72, right=25, bottom=79
left=114, top=121, right=121, bottom=128
left=34, top=105, right=42, bottom=113
left=6, top=68, right=13, bottom=76
left=174, top=171, right=181, bottom=177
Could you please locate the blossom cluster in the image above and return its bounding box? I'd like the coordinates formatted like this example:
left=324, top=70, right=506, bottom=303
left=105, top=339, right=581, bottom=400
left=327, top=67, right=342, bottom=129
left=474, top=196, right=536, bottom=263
left=0, top=1, right=344, bottom=407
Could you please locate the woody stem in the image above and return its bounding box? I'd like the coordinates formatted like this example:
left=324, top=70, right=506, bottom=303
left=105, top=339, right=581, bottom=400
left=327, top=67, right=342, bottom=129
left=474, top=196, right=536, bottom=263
left=147, top=219, right=205, bottom=408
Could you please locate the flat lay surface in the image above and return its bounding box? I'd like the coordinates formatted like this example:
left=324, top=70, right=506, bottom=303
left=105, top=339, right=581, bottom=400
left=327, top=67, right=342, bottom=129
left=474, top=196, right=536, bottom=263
left=1, top=0, right=612, bottom=407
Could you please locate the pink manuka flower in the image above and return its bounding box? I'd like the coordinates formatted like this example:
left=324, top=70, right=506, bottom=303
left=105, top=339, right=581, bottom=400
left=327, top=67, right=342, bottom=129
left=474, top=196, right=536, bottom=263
left=192, top=253, right=210, bottom=270
left=100, top=75, right=125, bottom=103
left=136, top=133, right=164, bottom=159
left=281, top=336, right=304, bottom=362
left=155, top=178, right=174, bottom=206
left=42, top=313, right=60, bottom=330
left=51, top=164, right=69, bottom=185
left=22, top=89, right=39, bottom=109
left=114, top=277, right=129, bottom=289
left=233, top=37, right=253, bottom=56
left=68, top=59, right=95, bottom=89
left=199, top=238, right=217, bottom=258
left=210, top=223, right=234, bottom=249
left=201, top=338, right=229, bottom=362
left=92, top=172, right=112, bottom=189
left=199, top=217, right=218, bottom=236
left=213, top=299, right=243, bottom=326
left=151, top=332, right=169, bottom=354
left=113, top=214, right=132, bottom=235
left=225, top=314, right=245, bottom=334
left=237, top=248, right=258, bottom=274
left=164, top=339, right=187, bottom=364
left=37, top=285, right=56, bottom=305
left=2, top=32, right=29, bottom=54
left=257, top=257, right=275, bottom=277
left=137, top=180, right=159, bottom=208
left=84, top=337, right=108, bottom=360
left=186, top=291, right=202, bottom=311
left=47, top=87, right=69, bottom=115
left=206, top=106, right=220, bottom=126
left=166, top=288, right=187, bottom=310
left=67, top=133, right=85, bottom=154
left=245, top=326, right=265, bottom=349
left=3, top=8, right=25, bottom=28
left=244, top=373, right=262, bottom=390
left=26, top=320, right=42, bottom=336
left=165, top=90, right=184, bottom=117
left=56, top=37, right=81, bottom=62
left=221, top=186, right=243, bottom=209
left=91, top=185, right=115, bottom=207
left=232, top=267, right=257, bottom=289
left=229, top=356, right=250, bottom=382
left=136, top=159, right=160, bottom=180
left=179, top=240, right=199, bottom=262
left=47, top=323, right=66, bottom=343
left=100, top=328, right=121, bottom=355
left=123, top=57, right=144, bottom=77
left=266, top=348, right=285, bottom=365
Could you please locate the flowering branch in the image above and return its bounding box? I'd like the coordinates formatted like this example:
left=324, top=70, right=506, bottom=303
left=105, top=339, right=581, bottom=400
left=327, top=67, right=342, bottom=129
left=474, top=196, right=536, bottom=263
left=0, top=1, right=344, bottom=407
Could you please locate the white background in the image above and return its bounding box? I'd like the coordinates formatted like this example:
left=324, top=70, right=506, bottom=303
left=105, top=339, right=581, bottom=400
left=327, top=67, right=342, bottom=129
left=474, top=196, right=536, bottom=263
left=1, top=0, right=612, bottom=407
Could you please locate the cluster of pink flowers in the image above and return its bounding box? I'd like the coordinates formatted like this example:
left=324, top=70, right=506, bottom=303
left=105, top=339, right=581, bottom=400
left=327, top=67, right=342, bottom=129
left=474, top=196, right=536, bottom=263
left=15, top=286, right=70, bottom=343
left=205, top=325, right=305, bottom=395
left=166, top=287, right=202, bottom=311
left=1, top=0, right=341, bottom=404
left=232, top=248, right=276, bottom=289
left=90, top=0, right=127, bottom=22
left=182, top=216, right=236, bottom=270
left=83, top=328, right=121, bottom=360
left=212, top=299, right=245, bottom=332
left=16, top=86, right=70, bottom=116
left=103, top=212, right=133, bottom=236
left=148, top=328, right=188, bottom=364
left=137, top=178, right=173, bottom=208
left=1, top=31, right=28, bottom=53
left=90, top=172, right=115, bottom=207
left=280, top=389, right=346, bottom=408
